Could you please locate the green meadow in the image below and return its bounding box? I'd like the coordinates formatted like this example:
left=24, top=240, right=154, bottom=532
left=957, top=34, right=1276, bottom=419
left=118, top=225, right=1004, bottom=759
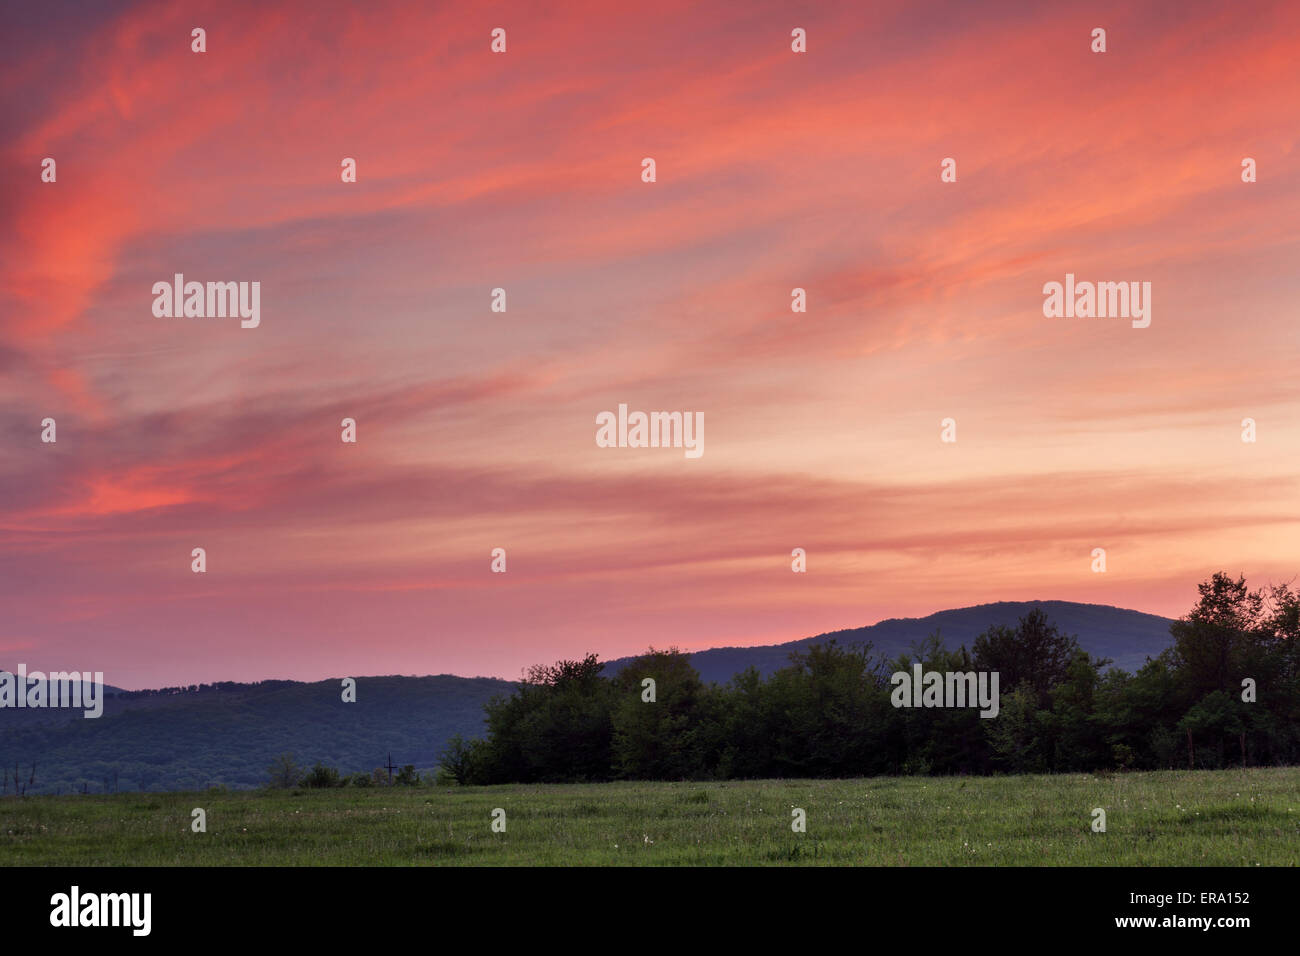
left=2, top=768, right=1295, bottom=866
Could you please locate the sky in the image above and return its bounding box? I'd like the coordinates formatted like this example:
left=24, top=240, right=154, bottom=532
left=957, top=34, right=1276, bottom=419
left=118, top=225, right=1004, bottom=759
left=2, top=0, right=1298, bottom=689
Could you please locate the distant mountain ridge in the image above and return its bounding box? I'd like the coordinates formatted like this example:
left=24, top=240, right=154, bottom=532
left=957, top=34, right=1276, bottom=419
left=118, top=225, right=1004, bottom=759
left=606, top=601, right=1174, bottom=683
left=0, top=675, right=515, bottom=793
left=0, top=601, right=1174, bottom=793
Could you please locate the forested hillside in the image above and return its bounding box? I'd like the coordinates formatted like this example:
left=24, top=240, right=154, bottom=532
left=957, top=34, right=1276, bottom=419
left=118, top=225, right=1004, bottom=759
left=0, top=600, right=1214, bottom=793
left=0, top=675, right=512, bottom=793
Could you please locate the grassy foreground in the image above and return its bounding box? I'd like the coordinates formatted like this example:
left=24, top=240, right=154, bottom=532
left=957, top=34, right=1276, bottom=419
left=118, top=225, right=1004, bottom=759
left=2, top=768, right=1296, bottom=866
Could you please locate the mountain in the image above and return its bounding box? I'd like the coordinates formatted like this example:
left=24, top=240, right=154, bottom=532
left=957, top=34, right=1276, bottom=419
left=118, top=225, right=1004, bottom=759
left=607, top=601, right=1174, bottom=683
left=0, top=675, right=513, bottom=794
left=0, top=602, right=1174, bottom=793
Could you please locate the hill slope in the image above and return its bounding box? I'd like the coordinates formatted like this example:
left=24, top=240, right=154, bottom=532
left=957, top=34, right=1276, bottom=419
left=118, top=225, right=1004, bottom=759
left=1, top=602, right=1174, bottom=793
left=0, top=675, right=513, bottom=794
left=607, top=601, right=1174, bottom=683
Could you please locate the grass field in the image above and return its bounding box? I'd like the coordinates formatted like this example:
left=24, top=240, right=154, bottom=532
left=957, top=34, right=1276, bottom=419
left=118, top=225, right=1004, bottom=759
left=2, top=768, right=1296, bottom=865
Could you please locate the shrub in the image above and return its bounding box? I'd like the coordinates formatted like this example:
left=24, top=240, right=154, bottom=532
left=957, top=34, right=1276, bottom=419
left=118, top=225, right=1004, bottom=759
left=266, top=753, right=303, bottom=789
left=433, top=767, right=459, bottom=787
left=301, top=762, right=341, bottom=788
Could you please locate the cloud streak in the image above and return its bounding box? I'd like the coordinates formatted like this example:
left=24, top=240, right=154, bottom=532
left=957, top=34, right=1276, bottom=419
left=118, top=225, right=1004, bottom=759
left=3, top=0, right=1298, bottom=685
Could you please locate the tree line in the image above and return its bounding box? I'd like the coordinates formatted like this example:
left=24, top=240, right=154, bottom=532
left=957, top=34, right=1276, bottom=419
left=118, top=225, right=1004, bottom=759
left=439, top=572, right=1300, bottom=782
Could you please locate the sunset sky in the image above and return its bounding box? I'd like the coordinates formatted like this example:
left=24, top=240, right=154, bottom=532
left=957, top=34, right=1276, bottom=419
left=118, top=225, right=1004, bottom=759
left=2, top=0, right=1299, bottom=688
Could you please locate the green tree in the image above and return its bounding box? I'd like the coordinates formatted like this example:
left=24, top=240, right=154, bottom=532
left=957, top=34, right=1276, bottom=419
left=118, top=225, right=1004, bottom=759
left=1178, top=691, right=1246, bottom=769
left=610, top=648, right=712, bottom=779
left=301, top=762, right=341, bottom=788
left=1042, top=650, right=1108, bottom=770
left=1169, top=572, right=1263, bottom=700
left=764, top=640, right=892, bottom=778
left=888, top=633, right=991, bottom=775
left=266, top=753, right=303, bottom=789
left=985, top=686, right=1045, bottom=773
left=438, top=734, right=485, bottom=784
left=972, top=607, right=1096, bottom=707
left=1093, top=653, right=1179, bottom=769
left=1168, top=572, right=1300, bottom=767
left=469, top=654, right=617, bottom=783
